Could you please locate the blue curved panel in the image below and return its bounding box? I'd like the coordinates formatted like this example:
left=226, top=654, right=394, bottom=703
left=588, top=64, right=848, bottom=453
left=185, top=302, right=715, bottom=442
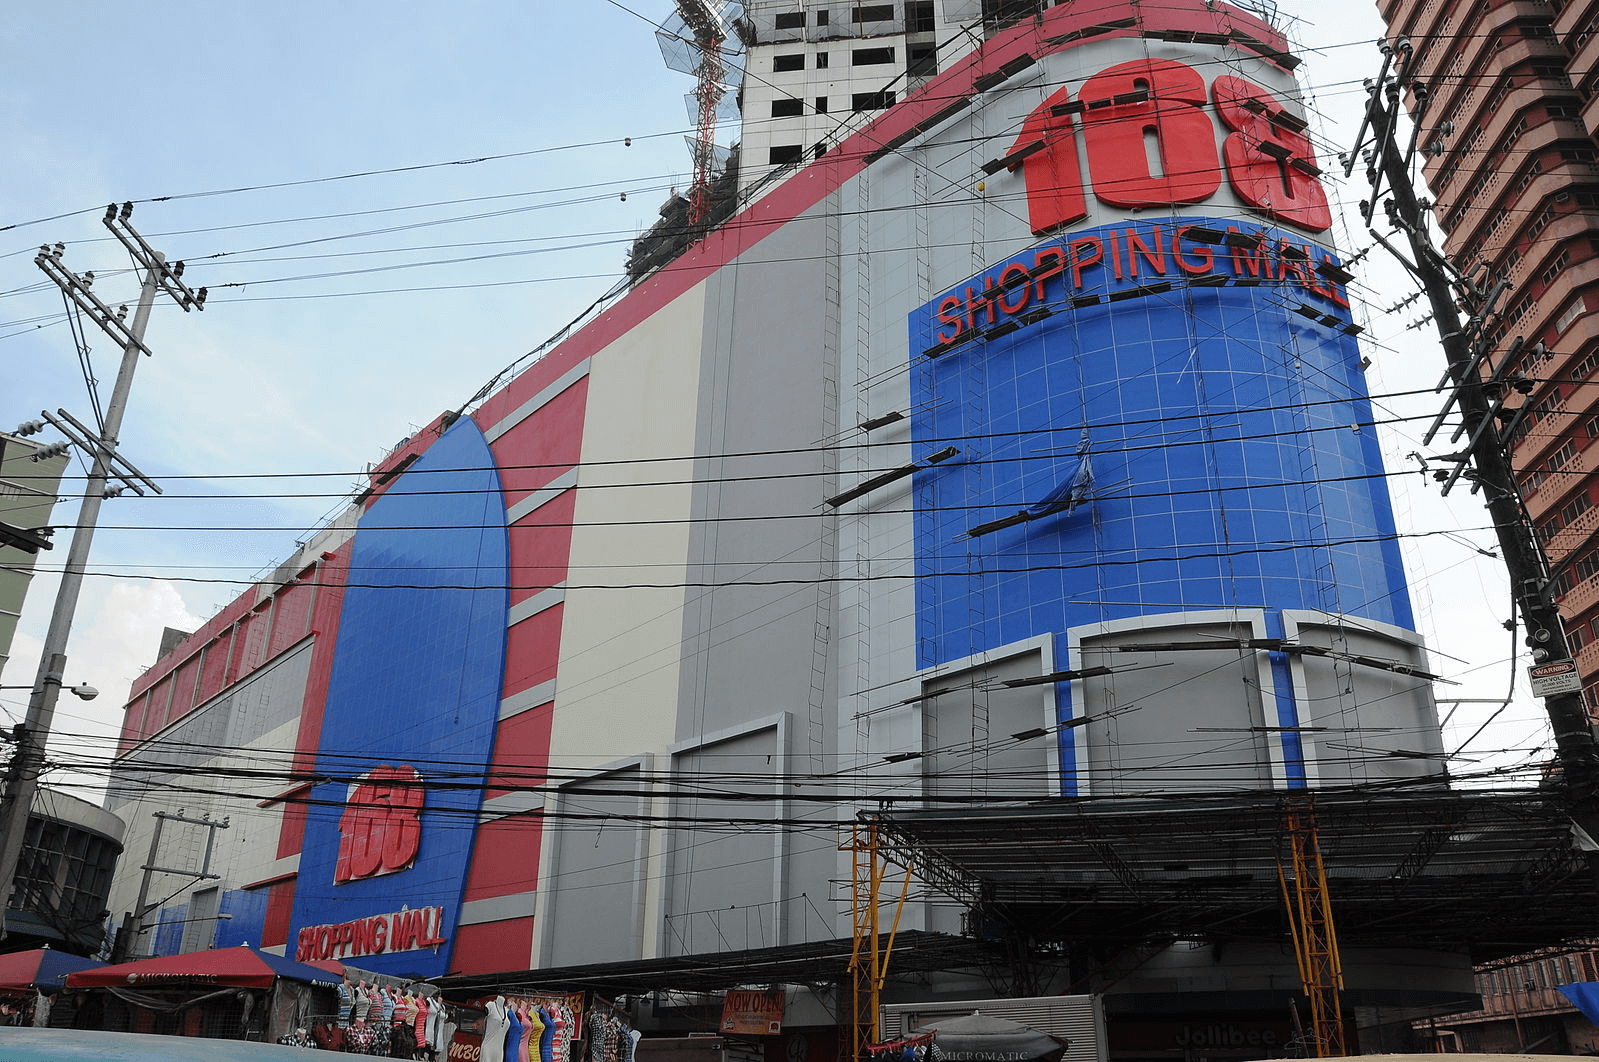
left=910, top=217, right=1414, bottom=791
left=287, top=418, right=507, bottom=978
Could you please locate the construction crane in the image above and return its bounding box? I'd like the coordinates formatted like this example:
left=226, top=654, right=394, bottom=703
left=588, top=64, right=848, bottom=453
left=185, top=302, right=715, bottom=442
left=844, top=822, right=915, bottom=1062
left=1278, top=795, right=1347, bottom=1057
left=669, top=0, right=730, bottom=225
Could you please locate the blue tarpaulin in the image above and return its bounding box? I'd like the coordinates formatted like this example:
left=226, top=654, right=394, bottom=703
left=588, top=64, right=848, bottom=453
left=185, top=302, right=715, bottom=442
left=1558, top=982, right=1599, bottom=1025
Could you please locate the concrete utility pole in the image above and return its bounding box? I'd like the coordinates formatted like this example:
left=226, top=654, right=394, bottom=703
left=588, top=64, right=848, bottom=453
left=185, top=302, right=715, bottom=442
left=0, top=204, right=205, bottom=936
left=1347, top=42, right=1599, bottom=785
left=117, top=809, right=229, bottom=961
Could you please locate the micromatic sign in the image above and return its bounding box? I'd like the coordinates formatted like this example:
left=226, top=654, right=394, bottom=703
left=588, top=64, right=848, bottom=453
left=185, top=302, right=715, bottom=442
left=295, top=904, right=448, bottom=962
left=925, top=218, right=1350, bottom=353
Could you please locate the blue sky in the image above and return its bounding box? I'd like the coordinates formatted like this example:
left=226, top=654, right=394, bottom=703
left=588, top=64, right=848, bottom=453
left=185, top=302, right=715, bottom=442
left=0, top=2, right=1554, bottom=790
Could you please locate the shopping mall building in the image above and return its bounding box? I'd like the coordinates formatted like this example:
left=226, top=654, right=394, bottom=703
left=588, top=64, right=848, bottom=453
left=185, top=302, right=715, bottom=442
left=102, top=0, right=1483, bottom=1036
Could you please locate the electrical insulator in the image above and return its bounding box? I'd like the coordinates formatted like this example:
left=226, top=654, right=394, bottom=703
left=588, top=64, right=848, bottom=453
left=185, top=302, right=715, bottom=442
left=29, top=442, right=70, bottom=462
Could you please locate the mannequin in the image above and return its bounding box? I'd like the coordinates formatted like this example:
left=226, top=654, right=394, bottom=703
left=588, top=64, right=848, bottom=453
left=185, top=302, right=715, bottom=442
left=537, top=1006, right=555, bottom=1062
left=337, top=976, right=354, bottom=1027
left=429, top=998, right=448, bottom=1056
left=505, top=999, right=526, bottom=1062
left=482, top=997, right=509, bottom=1062
left=414, top=992, right=432, bottom=1052
left=549, top=1002, right=568, bottom=1062
left=517, top=1001, right=537, bottom=1062
left=441, top=1006, right=458, bottom=1059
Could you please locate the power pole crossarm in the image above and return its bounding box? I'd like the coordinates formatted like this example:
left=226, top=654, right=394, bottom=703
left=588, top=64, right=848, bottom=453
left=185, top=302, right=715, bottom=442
left=1350, top=39, right=1599, bottom=804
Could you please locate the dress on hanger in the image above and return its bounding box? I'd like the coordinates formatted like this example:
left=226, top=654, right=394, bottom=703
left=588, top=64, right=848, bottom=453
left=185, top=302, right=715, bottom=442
left=415, top=994, right=432, bottom=1051
left=482, top=998, right=509, bottom=1062
left=505, top=1001, right=526, bottom=1062
left=517, top=1003, right=538, bottom=1062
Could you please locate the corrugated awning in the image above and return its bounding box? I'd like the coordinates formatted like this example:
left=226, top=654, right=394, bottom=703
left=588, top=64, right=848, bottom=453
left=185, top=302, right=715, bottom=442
left=867, top=786, right=1595, bottom=964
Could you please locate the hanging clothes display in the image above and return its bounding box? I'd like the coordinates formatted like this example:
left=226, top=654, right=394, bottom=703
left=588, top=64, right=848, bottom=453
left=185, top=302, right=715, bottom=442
left=584, top=997, right=631, bottom=1062
left=482, top=997, right=510, bottom=1062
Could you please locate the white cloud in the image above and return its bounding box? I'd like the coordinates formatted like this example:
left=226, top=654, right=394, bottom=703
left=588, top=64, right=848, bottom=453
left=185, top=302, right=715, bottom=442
left=1, top=576, right=204, bottom=803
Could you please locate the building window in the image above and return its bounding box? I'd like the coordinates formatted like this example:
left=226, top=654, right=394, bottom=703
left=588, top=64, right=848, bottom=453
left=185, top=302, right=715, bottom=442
left=1541, top=250, right=1572, bottom=288
left=815, top=96, right=829, bottom=113
left=771, top=97, right=804, bottom=117
left=769, top=144, right=804, bottom=165
left=816, top=51, right=829, bottom=68
left=908, top=41, right=938, bottom=76
left=773, top=53, right=805, bottom=72
left=814, top=142, right=829, bottom=159
left=853, top=4, right=895, bottom=21
left=1550, top=439, right=1578, bottom=470
left=852, top=90, right=896, bottom=111
left=1556, top=489, right=1592, bottom=529
left=906, top=0, right=935, bottom=31
left=1485, top=79, right=1513, bottom=113
left=854, top=46, right=895, bottom=65
left=1557, top=295, right=1589, bottom=332
left=1528, top=202, right=1554, bottom=236
left=775, top=11, right=806, bottom=29
left=1567, top=348, right=1592, bottom=382
left=1532, top=61, right=1574, bottom=87
left=14, top=817, right=120, bottom=933
left=817, top=10, right=829, bottom=25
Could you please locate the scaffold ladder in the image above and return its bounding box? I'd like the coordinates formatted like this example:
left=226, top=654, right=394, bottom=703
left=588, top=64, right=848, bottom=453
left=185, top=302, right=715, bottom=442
left=845, top=822, right=914, bottom=1062
left=1277, top=796, right=1347, bottom=1057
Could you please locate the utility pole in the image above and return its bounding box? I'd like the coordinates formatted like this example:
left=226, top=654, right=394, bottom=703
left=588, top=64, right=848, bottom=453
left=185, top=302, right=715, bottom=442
left=1346, top=42, right=1599, bottom=790
left=0, top=204, right=206, bottom=937
left=117, top=809, right=229, bottom=961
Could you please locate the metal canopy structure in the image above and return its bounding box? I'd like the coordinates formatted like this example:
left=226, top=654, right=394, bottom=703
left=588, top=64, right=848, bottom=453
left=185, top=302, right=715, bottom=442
left=440, top=930, right=1002, bottom=998
left=868, top=786, right=1598, bottom=965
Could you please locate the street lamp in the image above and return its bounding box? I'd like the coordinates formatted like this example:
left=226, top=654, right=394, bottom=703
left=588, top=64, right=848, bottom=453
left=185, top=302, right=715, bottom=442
left=0, top=683, right=97, bottom=702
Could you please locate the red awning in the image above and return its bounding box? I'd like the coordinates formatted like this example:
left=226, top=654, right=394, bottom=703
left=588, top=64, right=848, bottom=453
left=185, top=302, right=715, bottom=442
left=0, top=948, right=103, bottom=992
left=65, top=944, right=341, bottom=990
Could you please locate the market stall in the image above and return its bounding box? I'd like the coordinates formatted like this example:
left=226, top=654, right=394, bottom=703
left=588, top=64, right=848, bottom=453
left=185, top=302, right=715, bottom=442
left=902, top=1013, right=1068, bottom=1062
left=56, top=943, right=339, bottom=1042
left=0, top=947, right=104, bottom=1026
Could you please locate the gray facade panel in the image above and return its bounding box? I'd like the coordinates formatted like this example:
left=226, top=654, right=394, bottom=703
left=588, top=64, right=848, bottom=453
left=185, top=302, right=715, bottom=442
left=663, top=723, right=789, bottom=955
left=541, top=765, right=649, bottom=967
left=675, top=211, right=836, bottom=752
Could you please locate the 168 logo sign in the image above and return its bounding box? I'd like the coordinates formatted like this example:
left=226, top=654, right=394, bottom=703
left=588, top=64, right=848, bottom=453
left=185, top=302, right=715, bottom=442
left=1007, top=57, right=1332, bottom=235
left=334, top=764, right=423, bottom=884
